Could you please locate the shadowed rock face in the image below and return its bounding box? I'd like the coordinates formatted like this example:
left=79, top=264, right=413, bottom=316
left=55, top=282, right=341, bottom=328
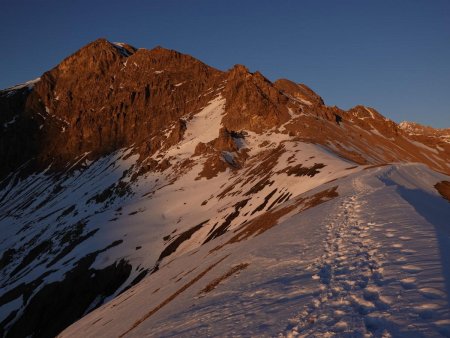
left=5, top=257, right=131, bottom=338
left=0, top=86, right=42, bottom=178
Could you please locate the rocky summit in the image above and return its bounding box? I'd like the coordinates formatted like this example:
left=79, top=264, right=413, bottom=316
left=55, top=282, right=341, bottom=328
left=0, top=39, right=449, bottom=338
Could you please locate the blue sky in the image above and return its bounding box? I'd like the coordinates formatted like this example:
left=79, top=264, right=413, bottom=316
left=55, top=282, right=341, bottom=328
left=1, top=0, right=449, bottom=127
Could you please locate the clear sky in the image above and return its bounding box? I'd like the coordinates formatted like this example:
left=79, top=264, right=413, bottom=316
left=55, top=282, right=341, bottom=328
left=1, top=0, right=449, bottom=127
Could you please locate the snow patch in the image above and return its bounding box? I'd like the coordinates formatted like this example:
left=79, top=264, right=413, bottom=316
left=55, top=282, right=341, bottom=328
left=166, top=95, right=226, bottom=158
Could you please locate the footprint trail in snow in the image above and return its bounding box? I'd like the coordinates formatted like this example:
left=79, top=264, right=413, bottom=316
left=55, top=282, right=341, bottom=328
left=285, top=175, right=450, bottom=337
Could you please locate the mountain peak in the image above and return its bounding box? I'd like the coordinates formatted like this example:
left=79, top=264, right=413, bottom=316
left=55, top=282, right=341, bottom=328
left=149, top=45, right=173, bottom=52
left=348, top=105, right=384, bottom=120
left=53, top=38, right=133, bottom=76
left=399, top=121, right=450, bottom=138
left=228, top=64, right=251, bottom=76
left=58, top=38, right=138, bottom=65
left=86, top=37, right=111, bottom=46
left=77, top=38, right=129, bottom=55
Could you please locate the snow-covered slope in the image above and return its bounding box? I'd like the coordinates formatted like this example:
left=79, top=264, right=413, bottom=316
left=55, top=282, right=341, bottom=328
left=59, top=164, right=450, bottom=338
left=0, top=106, right=358, bottom=336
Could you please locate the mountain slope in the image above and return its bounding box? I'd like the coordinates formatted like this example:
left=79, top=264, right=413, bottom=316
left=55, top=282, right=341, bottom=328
left=60, top=164, right=450, bottom=337
left=0, top=39, right=449, bottom=337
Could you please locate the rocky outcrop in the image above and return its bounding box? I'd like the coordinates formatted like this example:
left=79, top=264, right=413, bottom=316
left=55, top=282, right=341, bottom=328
left=273, top=79, right=324, bottom=105
left=221, top=65, right=290, bottom=132
left=399, top=121, right=450, bottom=150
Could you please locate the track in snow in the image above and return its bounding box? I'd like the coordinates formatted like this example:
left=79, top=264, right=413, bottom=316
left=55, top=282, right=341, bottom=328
left=286, top=175, right=450, bottom=337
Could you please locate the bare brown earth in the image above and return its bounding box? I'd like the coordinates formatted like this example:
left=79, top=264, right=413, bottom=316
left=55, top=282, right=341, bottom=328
left=363, top=163, right=390, bottom=170
left=278, top=163, right=325, bottom=177
left=211, top=186, right=338, bottom=254
left=229, top=186, right=338, bottom=244
left=199, top=263, right=249, bottom=294
left=435, top=181, right=450, bottom=202
left=157, top=220, right=209, bottom=262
